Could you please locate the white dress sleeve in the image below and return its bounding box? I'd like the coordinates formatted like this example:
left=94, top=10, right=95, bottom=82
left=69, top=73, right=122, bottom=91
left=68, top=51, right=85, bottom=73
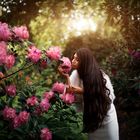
left=69, top=70, right=83, bottom=112
left=70, top=70, right=83, bottom=88
left=63, top=70, right=80, bottom=94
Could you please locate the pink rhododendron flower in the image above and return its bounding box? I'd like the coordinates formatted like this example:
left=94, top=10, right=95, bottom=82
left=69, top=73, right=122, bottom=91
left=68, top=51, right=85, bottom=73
left=129, top=49, right=140, bottom=59
left=52, top=82, right=65, bottom=94
left=13, top=26, right=29, bottom=40
left=40, top=59, right=47, bottom=69
left=6, top=84, right=16, bottom=96
left=40, top=99, right=50, bottom=112
left=3, top=106, right=16, bottom=120
left=12, top=111, right=30, bottom=128
left=59, top=57, right=71, bottom=73
left=18, top=111, right=30, bottom=124
left=40, top=128, right=52, bottom=140
left=0, top=22, right=11, bottom=41
left=0, top=41, right=7, bottom=65
left=43, top=91, right=54, bottom=100
left=27, top=46, right=42, bottom=63
left=46, top=47, right=61, bottom=60
left=132, top=51, right=140, bottom=59
left=26, top=96, right=38, bottom=106
left=5, top=54, right=15, bottom=69
left=34, top=106, right=43, bottom=116
left=60, top=93, right=75, bottom=104
left=13, top=116, right=21, bottom=128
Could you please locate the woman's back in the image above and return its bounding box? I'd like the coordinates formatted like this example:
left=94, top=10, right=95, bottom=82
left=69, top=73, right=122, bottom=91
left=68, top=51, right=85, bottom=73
left=70, top=70, right=119, bottom=140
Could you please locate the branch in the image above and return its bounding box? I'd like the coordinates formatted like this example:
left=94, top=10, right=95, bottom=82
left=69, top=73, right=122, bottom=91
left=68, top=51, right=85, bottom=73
left=0, top=63, right=34, bottom=80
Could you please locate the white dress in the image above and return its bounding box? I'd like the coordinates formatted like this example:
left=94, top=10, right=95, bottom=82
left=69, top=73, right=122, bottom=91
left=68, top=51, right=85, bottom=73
left=70, top=70, right=119, bottom=140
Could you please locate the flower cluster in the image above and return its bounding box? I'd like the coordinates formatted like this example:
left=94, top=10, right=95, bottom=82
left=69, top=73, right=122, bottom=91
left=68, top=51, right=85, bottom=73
left=13, top=26, right=29, bottom=40
left=0, top=22, right=74, bottom=140
left=0, top=22, right=11, bottom=41
left=129, top=48, right=140, bottom=60
left=46, top=47, right=61, bottom=60
left=52, top=82, right=75, bottom=104
left=5, top=84, right=16, bottom=96
left=27, top=45, right=42, bottom=63
left=40, top=128, right=52, bottom=140
left=0, top=41, right=15, bottom=68
left=3, top=106, right=29, bottom=128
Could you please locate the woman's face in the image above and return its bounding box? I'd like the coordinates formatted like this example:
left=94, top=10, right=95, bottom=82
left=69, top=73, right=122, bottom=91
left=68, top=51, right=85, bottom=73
left=71, top=53, right=79, bottom=69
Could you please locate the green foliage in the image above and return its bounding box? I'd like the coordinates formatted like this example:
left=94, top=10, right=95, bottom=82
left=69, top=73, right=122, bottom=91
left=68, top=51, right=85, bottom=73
left=46, top=108, right=87, bottom=140
left=102, top=42, right=140, bottom=140
left=29, top=0, right=110, bottom=49
left=0, top=22, right=87, bottom=140
left=63, top=32, right=115, bottom=63
left=102, top=0, right=140, bottom=43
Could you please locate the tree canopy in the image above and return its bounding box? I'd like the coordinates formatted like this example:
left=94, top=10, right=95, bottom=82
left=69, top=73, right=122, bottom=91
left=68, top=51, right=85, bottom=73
left=0, top=0, right=139, bottom=46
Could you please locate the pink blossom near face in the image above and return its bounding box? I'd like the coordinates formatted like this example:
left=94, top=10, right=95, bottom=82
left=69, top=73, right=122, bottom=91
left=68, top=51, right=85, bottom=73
left=2, top=106, right=16, bottom=120
left=52, top=82, right=65, bottom=94
left=59, top=57, right=72, bottom=73
left=40, top=128, right=52, bottom=140
left=6, top=84, right=16, bottom=96
left=40, top=99, right=50, bottom=112
left=0, top=22, right=11, bottom=41
left=27, top=46, right=42, bottom=63
left=13, top=26, right=29, bottom=40
left=60, top=93, right=75, bottom=104
left=26, top=96, right=38, bottom=106
left=46, top=47, right=61, bottom=60
left=43, top=91, right=54, bottom=100
left=0, top=41, right=7, bottom=65
left=5, top=54, right=15, bottom=69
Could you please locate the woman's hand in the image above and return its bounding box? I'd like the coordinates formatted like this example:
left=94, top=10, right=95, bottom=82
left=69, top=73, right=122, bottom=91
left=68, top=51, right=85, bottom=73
left=58, top=65, right=69, bottom=78
left=58, top=65, right=83, bottom=94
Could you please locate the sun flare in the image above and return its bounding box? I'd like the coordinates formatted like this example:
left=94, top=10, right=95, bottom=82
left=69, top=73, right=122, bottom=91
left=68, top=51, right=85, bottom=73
left=67, top=11, right=97, bottom=36
left=70, top=17, right=97, bottom=32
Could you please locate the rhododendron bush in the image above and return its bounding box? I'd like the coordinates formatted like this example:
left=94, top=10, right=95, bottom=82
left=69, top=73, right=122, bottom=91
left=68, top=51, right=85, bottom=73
left=0, top=22, right=85, bottom=140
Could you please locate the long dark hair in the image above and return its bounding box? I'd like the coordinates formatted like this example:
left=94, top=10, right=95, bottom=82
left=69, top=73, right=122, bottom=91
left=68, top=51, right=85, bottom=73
left=76, top=48, right=111, bottom=133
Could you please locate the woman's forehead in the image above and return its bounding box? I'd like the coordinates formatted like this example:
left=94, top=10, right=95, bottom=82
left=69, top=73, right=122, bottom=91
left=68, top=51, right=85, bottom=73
left=74, top=53, right=78, bottom=58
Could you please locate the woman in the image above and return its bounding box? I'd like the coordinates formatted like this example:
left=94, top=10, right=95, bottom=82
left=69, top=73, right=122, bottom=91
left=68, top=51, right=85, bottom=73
left=58, top=48, right=119, bottom=140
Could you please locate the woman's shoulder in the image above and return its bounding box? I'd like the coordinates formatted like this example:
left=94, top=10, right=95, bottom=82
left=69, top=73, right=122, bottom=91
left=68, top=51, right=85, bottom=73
left=70, top=70, right=79, bottom=77
left=102, top=72, right=110, bottom=81
left=70, top=70, right=83, bottom=87
left=101, top=71, right=111, bottom=82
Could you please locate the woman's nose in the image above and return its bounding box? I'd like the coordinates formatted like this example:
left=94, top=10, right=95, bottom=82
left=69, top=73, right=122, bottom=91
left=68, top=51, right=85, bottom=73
left=72, top=59, right=75, bottom=63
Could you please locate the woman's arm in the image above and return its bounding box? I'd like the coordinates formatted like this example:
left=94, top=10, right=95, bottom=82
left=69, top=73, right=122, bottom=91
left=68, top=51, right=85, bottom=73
left=58, top=66, right=83, bottom=94
left=64, top=74, right=84, bottom=94
left=69, top=85, right=83, bottom=94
